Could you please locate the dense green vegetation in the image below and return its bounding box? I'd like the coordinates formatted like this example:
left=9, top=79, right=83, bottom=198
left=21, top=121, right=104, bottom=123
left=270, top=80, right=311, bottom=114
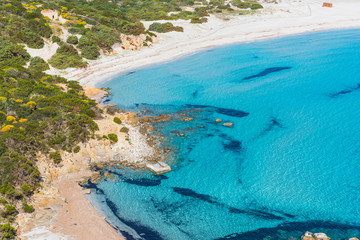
left=0, top=2, right=52, bottom=49
left=48, top=42, right=87, bottom=69
left=0, top=4, right=102, bottom=234
left=0, top=0, right=262, bottom=69
left=0, top=64, right=101, bottom=237
left=231, top=0, right=263, bottom=9
left=149, top=22, right=183, bottom=33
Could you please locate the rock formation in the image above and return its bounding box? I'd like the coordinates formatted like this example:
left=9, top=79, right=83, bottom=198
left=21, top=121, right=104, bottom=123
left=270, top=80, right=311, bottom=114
left=120, top=33, right=158, bottom=51
left=301, top=231, right=330, bottom=240
left=223, top=122, right=234, bottom=127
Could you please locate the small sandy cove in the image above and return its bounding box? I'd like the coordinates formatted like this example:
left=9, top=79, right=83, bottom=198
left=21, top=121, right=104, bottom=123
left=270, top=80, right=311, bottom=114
left=48, top=0, right=360, bottom=86
left=17, top=109, right=156, bottom=240
left=18, top=171, right=124, bottom=240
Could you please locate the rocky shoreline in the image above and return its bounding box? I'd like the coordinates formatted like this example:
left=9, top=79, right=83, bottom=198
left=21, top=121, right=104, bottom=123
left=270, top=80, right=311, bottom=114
left=16, top=87, right=173, bottom=239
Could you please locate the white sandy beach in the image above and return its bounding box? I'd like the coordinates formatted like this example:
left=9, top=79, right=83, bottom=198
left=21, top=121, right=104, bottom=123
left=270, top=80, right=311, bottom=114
left=46, top=0, right=360, bottom=86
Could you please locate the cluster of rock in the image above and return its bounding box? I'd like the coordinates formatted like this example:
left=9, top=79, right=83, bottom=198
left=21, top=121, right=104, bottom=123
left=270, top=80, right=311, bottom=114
left=215, top=118, right=234, bottom=127
left=302, top=232, right=330, bottom=240
left=120, top=33, right=158, bottom=51
left=302, top=231, right=359, bottom=240
left=82, top=86, right=109, bottom=103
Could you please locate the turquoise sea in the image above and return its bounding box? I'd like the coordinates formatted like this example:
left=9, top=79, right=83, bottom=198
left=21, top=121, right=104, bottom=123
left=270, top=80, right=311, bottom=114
left=88, top=29, right=360, bottom=240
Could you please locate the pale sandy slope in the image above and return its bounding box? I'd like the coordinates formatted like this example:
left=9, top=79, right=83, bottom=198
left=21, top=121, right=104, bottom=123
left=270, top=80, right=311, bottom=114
left=46, top=0, right=360, bottom=86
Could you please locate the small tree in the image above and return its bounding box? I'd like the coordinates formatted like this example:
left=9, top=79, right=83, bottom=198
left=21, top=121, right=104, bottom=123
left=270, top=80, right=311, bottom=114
left=23, top=203, right=34, bottom=213
left=66, top=35, right=78, bottom=45
left=113, top=117, right=122, bottom=124
left=0, top=224, right=16, bottom=239
left=49, top=151, right=62, bottom=164
left=29, top=56, right=49, bottom=72
left=21, top=183, right=33, bottom=196
left=73, top=145, right=81, bottom=153
left=107, top=133, right=118, bottom=143
left=120, top=127, right=129, bottom=133
left=52, top=36, right=61, bottom=43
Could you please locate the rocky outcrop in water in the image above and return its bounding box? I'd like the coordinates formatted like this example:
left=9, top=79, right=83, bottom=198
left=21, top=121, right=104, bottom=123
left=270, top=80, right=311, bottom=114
left=302, top=231, right=330, bottom=240
left=302, top=231, right=359, bottom=240
left=223, top=122, right=234, bottom=127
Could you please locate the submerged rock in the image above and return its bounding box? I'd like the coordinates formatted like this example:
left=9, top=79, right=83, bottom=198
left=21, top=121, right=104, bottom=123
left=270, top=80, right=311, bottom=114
left=182, top=117, right=194, bottom=122
left=223, top=122, right=234, bottom=127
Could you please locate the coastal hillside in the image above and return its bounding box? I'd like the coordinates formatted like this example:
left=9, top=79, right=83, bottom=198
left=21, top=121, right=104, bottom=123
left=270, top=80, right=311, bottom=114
left=1, top=0, right=264, bottom=70
left=0, top=44, right=101, bottom=238
left=0, top=0, right=264, bottom=237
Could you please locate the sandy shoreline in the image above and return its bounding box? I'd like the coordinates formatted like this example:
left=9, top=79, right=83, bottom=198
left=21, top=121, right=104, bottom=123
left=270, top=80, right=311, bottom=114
left=18, top=110, right=161, bottom=240
left=19, top=171, right=125, bottom=240
left=47, top=0, right=360, bottom=87
left=52, top=171, right=124, bottom=240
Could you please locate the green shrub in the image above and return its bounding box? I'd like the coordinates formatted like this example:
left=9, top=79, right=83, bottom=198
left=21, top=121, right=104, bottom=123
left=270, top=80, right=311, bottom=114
left=1, top=205, right=17, bottom=218
left=121, top=22, right=145, bottom=36
left=194, top=7, right=209, bottom=17
left=120, top=127, right=129, bottom=133
left=66, top=35, right=78, bottom=45
left=107, top=133, right=118, bottom=143
left=52, top=36, right=61, bottom=43
left=0, top=184, right=23, bottom=201
left=85, top=25, right=120, bottom=51
left=29, top=57, right=49, bottom=72
left=231, top=0, right=262, bottom=9
left=0, top=224, right=16, bottom=239
left=106, top=107, right=119, bottom=115
left=0, top=199, right=8, bottom=205
left=250, top=3, right=263, bottom=9
left=49, top=43, right=87, bottom=69
left=190, top=17, right=208, bottom=24
left=81, top=45, right=100, bottom=60
left=68, top=27, right=85, bottom=34
left=49, top=151, right=62, bottom=164
left=23, top=203, right=34, bottom=213
left=56, top=43, right=79, bottom=56
left=149, top=22, right=183, bottom=33
left=21, top=183, right=33, bottom=196
left=0, top=37, right=30, bottom=66
left=73, top=145, right=81, bottom=153
left=78, top=36, right=99, bottom=60
left=113, top=117, right=122, bottom=124
left=48, top=54, right=87, bottom=69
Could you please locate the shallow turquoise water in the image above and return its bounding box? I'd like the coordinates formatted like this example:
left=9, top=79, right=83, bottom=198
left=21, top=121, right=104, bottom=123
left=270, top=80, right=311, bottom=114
left=90, top=29, right=360, bottom=240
